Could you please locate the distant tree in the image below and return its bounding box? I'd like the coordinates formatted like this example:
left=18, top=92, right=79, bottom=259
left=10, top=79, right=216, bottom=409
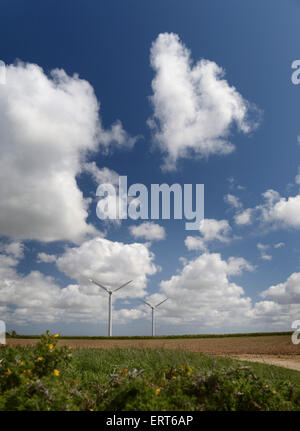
left=11, top=330, right=17, bottom=338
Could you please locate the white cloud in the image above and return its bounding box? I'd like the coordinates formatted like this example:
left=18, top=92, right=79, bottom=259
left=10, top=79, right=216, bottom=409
left=0, top=250, right=108, bottom=324
left=257, top=243, right=272, bottom=261
left=148, top=33, right=259, bottom=170
left=234, top=208, right=253, bottom=225
left=274, top=242, right=285, bottom=248
left=83, top=162, right=120, bottom=186
left=129, top=222, right=166, bottom=241
left=2, top=241, right=24, bottom=259
left=237, top=189, right=300, bottom=230
left=0, top=237, right=157, bottom=324
left=260, top=272, right=300, bottom=305
left=145, top=252, right=299, bottom=330
left=1, top=236, right=298, bottom=331
left=226, top=256, right=255, bottom=275
left=99, top=120, right=138, bottom=152
left=37, top=252, right=57, bottom=263
left=264, top=194, right=300, bottom=228
left=56, top=237, right=158, bottom=298
left=185, top=218, right=232, bottom=251
left=226, top=177, right=245, bottom=191
left=224, top=193, right=242, bottom=209
left=154, top=252, right=254, bottom=326
left=261, top=254, right=272, bottom=261
left=0, top=60, right=136, bottom=243
left=256, top=243, right=266, bottom=251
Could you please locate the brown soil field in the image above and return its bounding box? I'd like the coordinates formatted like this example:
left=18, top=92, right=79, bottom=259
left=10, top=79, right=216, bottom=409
left=6, top=335, right=300, bottom=371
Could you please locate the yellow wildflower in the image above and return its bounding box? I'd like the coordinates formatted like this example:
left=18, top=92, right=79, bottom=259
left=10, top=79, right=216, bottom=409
left=187, top=366, right=193, bottom=376
left=5, top=369, right=11, bottom=376
left=68, top=346, right=72, bottom=350
left=37, top=357, right=43, bottom=361
left=53, top=369, right=60, bottom=376
left=53, top=334, right=59, bottom=338
left=154, top=388, right=160, bottom=396
left=49, top=344, right=54, bottom=350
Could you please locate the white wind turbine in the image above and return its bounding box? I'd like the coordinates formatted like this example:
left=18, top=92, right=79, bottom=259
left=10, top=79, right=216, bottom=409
left=140, top=298, right=168, bottom=336
left=88, top=278, right=132, bottom=337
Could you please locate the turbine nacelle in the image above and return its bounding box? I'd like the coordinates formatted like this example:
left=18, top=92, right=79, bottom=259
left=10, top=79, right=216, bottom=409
left=88, top=278, right=132, bottom=295
left=88, top=278, right=133, bottom=337
left=139, top=297, right=168, bottom=337
left=139, top=298, right=168, bottom=309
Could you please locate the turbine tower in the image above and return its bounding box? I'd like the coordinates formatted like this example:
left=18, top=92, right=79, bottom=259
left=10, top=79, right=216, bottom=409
left=140, top=298, right=168, bottom=336
left=89, top=278, right=132, bottom=337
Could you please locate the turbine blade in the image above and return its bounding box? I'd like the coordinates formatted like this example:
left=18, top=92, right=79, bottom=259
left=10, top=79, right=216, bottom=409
left=139, top=299, right=153, bottom=308
left=88, top=278, right=109, bottom=293
left=113, top=280, right=132, bottom=292
left=155, top=298, right=168, bottom=308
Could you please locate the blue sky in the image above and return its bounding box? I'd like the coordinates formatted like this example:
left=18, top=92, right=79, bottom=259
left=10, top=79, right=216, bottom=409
left=1, top=0, right=300, bottom=335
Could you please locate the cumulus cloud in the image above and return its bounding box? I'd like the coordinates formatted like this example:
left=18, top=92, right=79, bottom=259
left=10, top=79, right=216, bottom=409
left=83, top=162, right=120, bottom=186
left=260, top=272, right=300, bottom=304
left=0, top=250, right=108, bottom=324
left=0, top=60, right=136, bottom=243
left=0, top=237, right=157, bottom=324
left=37, top=252, right=57, bottom=263
left=1, top=241, right=24, bottom=259
left=129, top=222, right=166, bottom=241
left=263, top=193, right=300, bottom=228
left=224, top=193, right=242, bottom=209
left=153, top=252, right=254, bottom=327
left=1, top=236, right=298, bottom=331
left=98, top=120, right=138, bottom=152
left=148, top=33, right=259, bottom=170
left=56, top=237, right=158, bottom=298
left=234, top=208, right=253, bottom=225
left=235, top=188, right=300, bottom=230
left=143, top=252, right=299, bottom=331
left=185, top=218, right=232, bottom=251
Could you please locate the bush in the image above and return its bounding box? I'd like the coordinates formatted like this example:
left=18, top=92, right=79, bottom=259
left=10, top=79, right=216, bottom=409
left=0, top=331, right=78, bottom=410
left=1, top=333, right=300, bottom=411
left=94, top=363, right=300, bottom=411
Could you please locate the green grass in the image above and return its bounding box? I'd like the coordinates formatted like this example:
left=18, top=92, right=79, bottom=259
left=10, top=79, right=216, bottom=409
left=6, top=331, right=293, bottom=340
left=66, top=347, right=300, bottom=386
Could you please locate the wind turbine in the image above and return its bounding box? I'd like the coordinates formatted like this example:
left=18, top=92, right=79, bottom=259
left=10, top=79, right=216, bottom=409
left=89, top=278, right=132, bottom=337
left=140, top=298, right=168, bottom=336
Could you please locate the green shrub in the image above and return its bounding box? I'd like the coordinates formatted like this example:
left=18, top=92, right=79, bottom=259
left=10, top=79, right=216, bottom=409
left=0, top=331, right=78, bottom=410
left=1, top=333, right=300, bottom=411
left=93, top=363, right=300, bottom=411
